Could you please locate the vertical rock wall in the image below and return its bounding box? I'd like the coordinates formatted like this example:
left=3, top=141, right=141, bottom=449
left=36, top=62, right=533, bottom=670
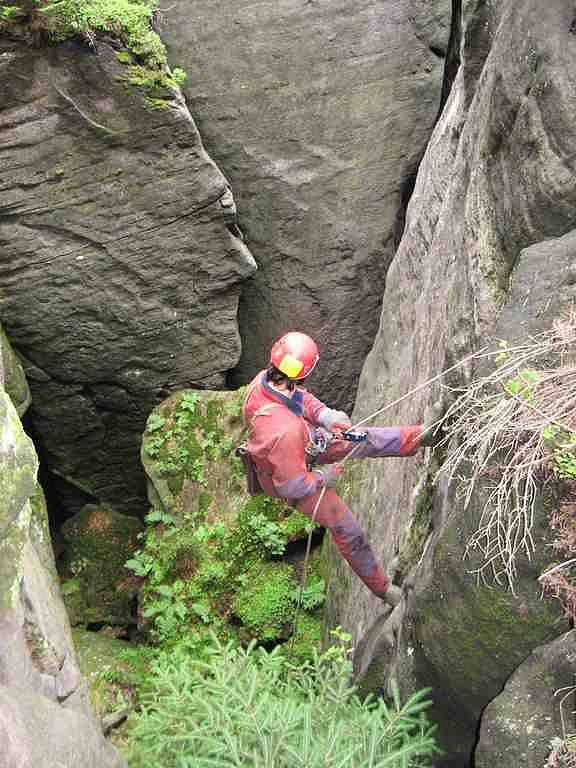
left=326, top=0, right=576, bottom=765
left=0, top=331, right=125, bottom=768
left=0, top=40, right=256, bottom=517
left=163, top=0, right=451, bottom=409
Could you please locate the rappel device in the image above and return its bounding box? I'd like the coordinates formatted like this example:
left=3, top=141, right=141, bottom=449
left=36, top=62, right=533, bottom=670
left=341, top=429, right=368, bottom=443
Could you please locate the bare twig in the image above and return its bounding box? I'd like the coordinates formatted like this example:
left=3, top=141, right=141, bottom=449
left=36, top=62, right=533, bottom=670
left=436, top=311, right=576, bottom=591
left=53, top=82, right=123, bottom=137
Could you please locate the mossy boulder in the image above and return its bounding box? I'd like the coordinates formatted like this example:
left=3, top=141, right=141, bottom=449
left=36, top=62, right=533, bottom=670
left=475, top=630, right=576, bottom=768
left=141, top=388, right=248, bottom=524
left=61, top=505, right=143, bottom=626
left=136, top=388, right=323, bottom=655
left=0, top=386, right=126, bottom=766
left=0, top=324, right=31, bottom=417
left=232, top=561, right=298, bottom=643
left=72, top=628, right=150, bottom=727
left=0, top=387, right=37, bottom=550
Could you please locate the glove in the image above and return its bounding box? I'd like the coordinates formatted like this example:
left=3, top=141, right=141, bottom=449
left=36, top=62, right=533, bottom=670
left=315, top=464, right=343, bottom=489
left=320, top=408, right=352, bottom=432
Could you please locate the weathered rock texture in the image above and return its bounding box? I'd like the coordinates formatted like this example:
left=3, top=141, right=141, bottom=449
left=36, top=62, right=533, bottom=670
left=325, top=1, right=576, bottom=765
left=475, top=630, right=576, bottom=768
left=1, top=324, right=30, bottom=417
left=0, top=338, right=125, bottom=767
left=60, top=505, right=143, bottom=627
left=163, top=0, right=451, bottom=410
left=0, top=40, right=256, bottom=516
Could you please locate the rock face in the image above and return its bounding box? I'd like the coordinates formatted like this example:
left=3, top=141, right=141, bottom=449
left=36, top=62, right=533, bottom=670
left=325, top=1, right=576, bottom=765
left=0, top=40, right=256, bottom=516
left=0, top=339, right=125, bottom=767
left=475, top=631, right=576, bottom=768
left=1, top=325, right=30, bottom=417
left=163, top=0, right=451, bottom=410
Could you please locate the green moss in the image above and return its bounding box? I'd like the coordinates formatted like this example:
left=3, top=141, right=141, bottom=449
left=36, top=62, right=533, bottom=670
left=60, top=504, right=142, bottom=625
left=417, top=582, right=560, bottom=709
left=232, top=561, right=298, bottom=642
left=119, top=63, right=186, bottom=109
left=116, top=50, right=132, bottom=65
left=73, top=628, right=149, bottom=721
left=397, top=480, right=433, bottom=580
left=285, top=613, right=322, bottom=664
left=1, top=1, right=165, bottom=63
left=1, top=1, right=189, bottom=108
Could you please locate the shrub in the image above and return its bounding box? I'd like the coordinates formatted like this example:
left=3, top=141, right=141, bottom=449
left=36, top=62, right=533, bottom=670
left=126, top=635, right=439, bottom=768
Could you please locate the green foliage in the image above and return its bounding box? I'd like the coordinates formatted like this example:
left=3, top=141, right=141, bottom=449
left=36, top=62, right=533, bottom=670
left=126, top=634, right=439, bottom=768
left=146, top=413, right=165, bottom=433
left=540, top=425, right=576, bottom=480
left=137, top=390, right=322, bottom=656
left=141, top=579, right=189, bottom=641
left=503, top=369, right=540, bottom=402
left=280, top=509, right=318, bottom=540
left=233, top=562, right=297, bottom=642
left=285, top=613, right=322, bottom=665
left=1, top=1, right=188, bottom=105
left=296, top=575, right=326, bottom=611
left=553, top=441, right=576, bottom=480
left=0, top=5, right=23, bottom=20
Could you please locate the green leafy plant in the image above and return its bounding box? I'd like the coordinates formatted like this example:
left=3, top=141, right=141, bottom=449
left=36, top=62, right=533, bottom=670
left=126, top=634, right=439, bottom=768
left=145, top=508, right=175, bottom=525
left=503, top=369, right=540, bottom=402
left=294, top=576, right=326, bottom=611
left=0, top=5, right=23, bottom=20
left=232, top=562, right=297, bottom=642
left=146, top=413, right=166, bottom=433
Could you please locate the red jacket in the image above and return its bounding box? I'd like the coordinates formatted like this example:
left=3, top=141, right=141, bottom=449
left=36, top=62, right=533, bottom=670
left=243, top=371, right=329, bottom=499
left=244, top=371, right=422, bottom=500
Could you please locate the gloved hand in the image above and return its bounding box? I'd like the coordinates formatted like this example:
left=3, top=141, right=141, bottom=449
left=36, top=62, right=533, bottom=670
left=320, top=408, right=352, bottom=433
left=315, top=464, right=343, bottom=489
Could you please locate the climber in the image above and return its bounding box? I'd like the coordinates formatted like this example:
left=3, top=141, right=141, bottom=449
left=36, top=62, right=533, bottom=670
left=242, top=331, right=440, bottom=607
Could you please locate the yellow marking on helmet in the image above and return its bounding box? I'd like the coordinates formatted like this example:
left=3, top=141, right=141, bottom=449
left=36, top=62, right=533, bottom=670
left=278, top=354, right=304, bottom=379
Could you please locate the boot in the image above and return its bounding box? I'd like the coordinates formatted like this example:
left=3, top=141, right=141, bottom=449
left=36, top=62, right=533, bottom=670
left=381, top=583, right=402, bottom=607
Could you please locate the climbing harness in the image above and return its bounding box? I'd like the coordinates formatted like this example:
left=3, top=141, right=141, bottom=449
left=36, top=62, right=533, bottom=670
left=305, top=427, right=333, bottom=463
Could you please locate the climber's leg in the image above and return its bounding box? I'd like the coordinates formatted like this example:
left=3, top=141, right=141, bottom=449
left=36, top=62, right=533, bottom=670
left=296, top=488, right=390, bottom=598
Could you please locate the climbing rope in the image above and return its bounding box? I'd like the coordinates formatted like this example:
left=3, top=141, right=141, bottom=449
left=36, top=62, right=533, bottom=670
left=289, top=441, right=364, bottom=656
left=288, top=344, right=492, bottom=655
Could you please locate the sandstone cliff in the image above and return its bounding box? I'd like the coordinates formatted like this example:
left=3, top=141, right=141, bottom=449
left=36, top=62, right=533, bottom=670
left=326, top=1, right=576, bottom=765
left=0, top=329, right=125, bottom=768
left=0, top=38, right=255, bottom=517
left=163, top=0, right=451, bottom=410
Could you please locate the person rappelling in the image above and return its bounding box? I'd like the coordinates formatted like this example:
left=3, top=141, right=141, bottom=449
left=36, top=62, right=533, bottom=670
left=242, top=331, right=441, bottom=606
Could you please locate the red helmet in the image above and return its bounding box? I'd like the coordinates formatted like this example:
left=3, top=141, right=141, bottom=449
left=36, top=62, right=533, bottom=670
left=269, top=332, right=319, bottom=380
